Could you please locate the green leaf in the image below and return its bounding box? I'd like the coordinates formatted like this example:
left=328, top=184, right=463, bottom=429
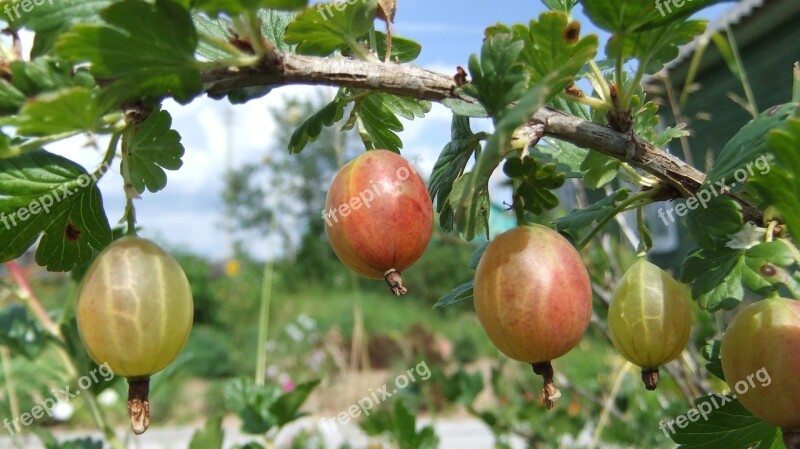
left=188, top=415, right=224, bottom=449
left=288, top=96, right=348, bottom=153
left=549, top=94, right=591, bottom=121
left=705, top=104, right=795, bottom=187
left=580, top=0, right=658, bottom=33
left=292, top=96, right=349, bottom=149
left=580, top=151, right=620, bottom=189
left=470, top=241, right=489, bottom=269
left=580, top=0, right=722, bottom=34
left=0, top=87, right=103, bottom=136
left=645, top=0, right=729, bottom=29
left=123, top=110, right=185, bottom=194
left=0, top=150, right=112, bottom=271
left=56, top=440, right=106, bottom=449
left=194, top=15, right=239, bottom=61
left=0, top=80, right=27, bottom=114
left=441, top=97, right=488, bottom=118
left=259, top=9, right=299, bottom=53
left=446, top=173, right=489, bottom=241
left=553, top=188, right=629, bottom=240
left=56, top=0, right=201, bottom=103
left=441, top=369, right=484, bottom=407
left=461, top=33, right=528, bottom=120
left=750, top=105, right=800, bottom=235
left=224, top=378, right=280, bottom=434
left=504, top=156, right=565, bottom=215
left=532, top=138, right=588, bottom=178
left=681, top=247, right=745, bottom=311
left=433, top=281, right=473, bottom=308
left=377, top=93, right=431, bottom=120
left=680, top=243, right=795, bottom=312
left=743, top=241, right=798, bottom=293
left=0, top=305, right=46, bottom=359
left=35, top=430, right=105, bottom=449
left=671, top=395, right=780, bottom=449
left=512, top=12, right=598, bottom=97
left=701, top=340, right=724, bottom=381
left=269, top=379, right=320, bottom=426
left=229, top=444, right=265, bottom=449
left=393, top=400, right=417, bottom=446
left=429, top=115, right=480, bottom=232
left=606, top=20, right=706, bottom=74
left=12, top=0, right=112, bottom=56
left=8, top=58, right=95, bottom=99
left=358, top=93, right=429, bottom=152
left=541, top=0, right=579, bottom=14
left=13, top=0, right=111, bottom=32
left=374, top=32, right=421, bottom=63
left=685, top=195, right=743, bottom=250
left=284, top=0, right=377, bottom=56
left=392, top=400, right=440, bottom=449
left=194, top=0, right=307, bottom=16
left=630, top=94, right=689, bottom=147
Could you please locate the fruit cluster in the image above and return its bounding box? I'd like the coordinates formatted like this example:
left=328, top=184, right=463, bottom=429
left=74, top=149, right=799, bottom=446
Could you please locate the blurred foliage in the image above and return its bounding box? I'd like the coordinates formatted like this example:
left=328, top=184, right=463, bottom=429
left=182, top=325, right=236, bottom=378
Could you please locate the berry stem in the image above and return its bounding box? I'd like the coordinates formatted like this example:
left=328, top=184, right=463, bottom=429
left=784, top=430, right=800, bottom=449
left=641, top=368, right=659, bottom=390
left=531, top=361, right=561, bottom=409
left=127, top=377, right=151, bottom=435
left=384, top=269, right=407, bottom=296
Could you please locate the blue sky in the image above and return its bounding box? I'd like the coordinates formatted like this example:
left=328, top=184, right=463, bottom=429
left=44, top=1, right=733, bottom=260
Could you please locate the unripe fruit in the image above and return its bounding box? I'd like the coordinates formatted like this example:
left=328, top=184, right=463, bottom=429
left=473, top=225, right=592, bottom=408
left=77, top=236, right=193, bottom=434
left=721, top=298, right=800, bottom=447
left=324, top=150, right=433, bottom=295
left=608, top=259, right=692, bottom=390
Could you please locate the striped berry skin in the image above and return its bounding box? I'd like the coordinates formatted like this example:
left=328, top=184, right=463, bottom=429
left=324, top=150, right=433, bottom=295
left=608, top=259, right=692, bottom=368
left=721, top=298, right=800, bottom=431
left=608, top=259, right=692, bottom=390
left=473, top=225, right=592, bottom=409
left=76, top=236, right=193, bottom=378
left=474, top=225, right=592, bottom=363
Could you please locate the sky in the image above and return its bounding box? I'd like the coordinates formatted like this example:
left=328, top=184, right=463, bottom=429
left=42, top=0, right=733, bottom=260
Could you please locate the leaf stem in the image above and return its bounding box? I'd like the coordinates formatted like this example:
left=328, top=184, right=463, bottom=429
left=588, top=60, right=612, bottom=103
left=619, top=162, right=656, bottom=187
left=560, top=92, right=611, bottom=112
left=246, top=10, right=269, bottom=57
left=13, top=131, right=82, bottom=156
left=511, top=180, right=527, bottom=227
left=577, top=188, right=661, bottom=250
left=197, top=31, right=245, bottom=58
left=614, top=42, right=625, bottom=107
left=619, top=62, right=647, bottom=110
left=90, top=133, right=121, bottom=182
left=636, top=206, right=648, bottom=256
left=195, top=55, right=260, bottom=71
left=254, top=260, right=274, bottom=386
left=368, top=25, right=378, bottom=56
left=345, top=36, right=381, bottom=63
left=120, top=129, right=138, bottom=236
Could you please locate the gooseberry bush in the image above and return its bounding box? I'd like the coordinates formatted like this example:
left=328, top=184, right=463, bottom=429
left=0, top=0, right=798, bottom=448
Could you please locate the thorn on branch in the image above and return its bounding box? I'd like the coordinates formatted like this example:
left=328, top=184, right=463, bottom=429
left=454, top=66, right=468, bottom=87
